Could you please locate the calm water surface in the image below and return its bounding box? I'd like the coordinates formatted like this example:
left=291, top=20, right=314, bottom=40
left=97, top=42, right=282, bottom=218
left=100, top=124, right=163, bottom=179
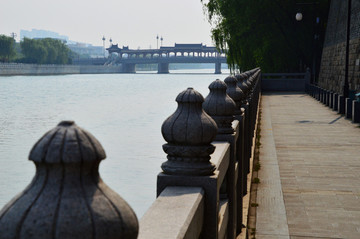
left=0, top=69, right=230, bottom=218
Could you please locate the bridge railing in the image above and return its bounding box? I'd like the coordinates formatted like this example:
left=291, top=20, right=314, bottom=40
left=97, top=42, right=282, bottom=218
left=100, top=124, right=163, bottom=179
left=0, top=68, right=262, bottom=239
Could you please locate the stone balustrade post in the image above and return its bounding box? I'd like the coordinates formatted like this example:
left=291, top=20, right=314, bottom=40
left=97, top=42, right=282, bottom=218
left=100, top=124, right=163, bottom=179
left=224, top=75, right=250, bottom=198
left=203, top=79, right=239, bottom=238
left=224, top=76, right=245, bottom=113
left=158, top=87, right=221, bottom=239
left=160, top=88, right=217, bottom=176
left=324, top=90, right=328, bottom=105
left=333, top=93, right=339, bottom=111
left=326, top=91, right=330, bottom=106
left=345, top=98, right=353, bottom=119
left=0, top=121, right=139, bottom=239
left=338, top=95, right=345, bottom=114
left=330, top=91, right=334, bottom=108
left=305, top=68, right=311, bottom=91
left=203, top=79, right=236, bottom=135
left=317, top=86, right=321, bottom=100
left=352, top=100, right=360, bottom=123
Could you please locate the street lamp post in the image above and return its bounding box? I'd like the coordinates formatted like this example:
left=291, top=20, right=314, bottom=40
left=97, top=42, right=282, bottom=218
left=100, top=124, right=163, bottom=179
left=156, top=34, right=159, bottom=49
left=102, top=36, right=106, bottom=58
left=296, top=3, right=320, bottom=84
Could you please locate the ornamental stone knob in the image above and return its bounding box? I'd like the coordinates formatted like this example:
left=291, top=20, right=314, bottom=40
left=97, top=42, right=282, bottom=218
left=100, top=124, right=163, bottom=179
left=161, top=88, right=218, bottom=176
left=248, top=73, right=256, bottom=85
left=243, top=72, right=252, bottom=89
left=235, top=73, right=250, bottom=96
left=0, top=121, right=139, bottom=239
left=224, top=76, right=245, bottom=112
left=203, top=79, right=236, bottom=134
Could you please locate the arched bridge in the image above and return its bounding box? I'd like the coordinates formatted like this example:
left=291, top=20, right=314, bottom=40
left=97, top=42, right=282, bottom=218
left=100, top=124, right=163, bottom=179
left=106, top=43, right=227, bottom=74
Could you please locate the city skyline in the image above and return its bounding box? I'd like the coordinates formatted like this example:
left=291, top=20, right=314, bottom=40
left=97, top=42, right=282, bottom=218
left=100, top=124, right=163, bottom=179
left=1, top=0, right=214, bottom=48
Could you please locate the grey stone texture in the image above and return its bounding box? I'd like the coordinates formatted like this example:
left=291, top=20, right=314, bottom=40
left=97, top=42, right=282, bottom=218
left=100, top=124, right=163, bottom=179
left=353, top=100, right=360, bottom=122
left=139, top=186, right=204, bottom=239
left=257, top=93, right=360, bottom=239
left=203, top=79, right=236, bottom=134
left=224, top=75, right=245, bottom=112
left=157, top=68, right=261, bottom=239
left=0, top=121, right=138, bottom=239
left=318, top=0, right=360, bottom=93
left=256, top=100, right=290, bottom=239
left=161, top=88, right=218, bottom=176
left=236, top=73, right=250, bottom=96
left=157, top=142, right=231, bottom=239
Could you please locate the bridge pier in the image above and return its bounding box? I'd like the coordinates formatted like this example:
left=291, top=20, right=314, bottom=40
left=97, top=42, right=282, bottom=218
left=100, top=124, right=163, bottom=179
left=122, top=63, right=136, bottom=73
left=215, top=62, right=222, bottom=74
left=158, top=63, right=169, bottom=74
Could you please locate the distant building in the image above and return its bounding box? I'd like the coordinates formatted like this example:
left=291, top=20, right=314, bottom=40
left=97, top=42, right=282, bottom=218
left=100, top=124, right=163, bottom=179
left=20, top=29, right=69, bottom=42
left=67, top=43, right=105, bottom=58
left=20, top=29, right=105, bottom=58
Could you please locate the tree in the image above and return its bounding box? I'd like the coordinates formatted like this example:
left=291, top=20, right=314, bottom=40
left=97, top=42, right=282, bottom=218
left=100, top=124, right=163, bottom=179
left=202, top=0, right=329, bottom=73
left=20, top=38, right=72, bottom=64
left=0, top=35, right=16, bottom=62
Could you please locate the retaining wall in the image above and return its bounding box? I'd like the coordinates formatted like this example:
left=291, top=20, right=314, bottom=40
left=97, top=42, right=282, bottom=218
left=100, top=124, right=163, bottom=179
left=0, top=63, right=121, bottom=76
left=318, top=0, right=360, bottom=93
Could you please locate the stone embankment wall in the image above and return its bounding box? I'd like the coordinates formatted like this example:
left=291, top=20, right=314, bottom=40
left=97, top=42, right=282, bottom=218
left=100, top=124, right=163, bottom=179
left=0, top=63, right=121, bottom=76
left=318, top=0, right=360, bottom=93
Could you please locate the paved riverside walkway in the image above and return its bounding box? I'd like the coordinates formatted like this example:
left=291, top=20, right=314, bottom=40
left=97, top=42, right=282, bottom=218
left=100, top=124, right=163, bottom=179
left=256, top=93, right=360, bottom=239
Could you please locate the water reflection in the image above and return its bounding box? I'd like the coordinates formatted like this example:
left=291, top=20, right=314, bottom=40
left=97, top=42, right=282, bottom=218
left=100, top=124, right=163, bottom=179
left=0, top=69, right=229, bottom=217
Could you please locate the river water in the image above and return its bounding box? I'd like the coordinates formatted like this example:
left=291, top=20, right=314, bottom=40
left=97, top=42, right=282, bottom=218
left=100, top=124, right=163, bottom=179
left=0, top=68, right=230, bottom=218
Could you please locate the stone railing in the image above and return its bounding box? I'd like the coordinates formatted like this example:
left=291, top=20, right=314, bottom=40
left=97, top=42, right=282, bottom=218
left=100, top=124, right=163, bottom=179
left=0, top=68, right=262, bottom=239
left=306, top=84, right=360, bottom=124
left=139, top=68, right=262, bottom=239
left=261, top=69, right=310, bottom=92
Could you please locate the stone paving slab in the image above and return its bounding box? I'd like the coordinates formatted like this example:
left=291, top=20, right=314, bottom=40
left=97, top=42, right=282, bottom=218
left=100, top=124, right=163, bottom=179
left=256, top=101, right=290, bottom=238
left=257, top=93, right=360, bottom=239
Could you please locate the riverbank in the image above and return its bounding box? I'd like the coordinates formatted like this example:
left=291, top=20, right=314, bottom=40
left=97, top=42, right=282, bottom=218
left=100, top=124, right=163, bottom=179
left=0, top=63, right=121, bottom=76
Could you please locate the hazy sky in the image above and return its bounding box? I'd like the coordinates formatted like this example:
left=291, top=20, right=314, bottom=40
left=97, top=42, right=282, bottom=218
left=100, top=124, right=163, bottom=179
left=1, top=0, right=214, bottom=48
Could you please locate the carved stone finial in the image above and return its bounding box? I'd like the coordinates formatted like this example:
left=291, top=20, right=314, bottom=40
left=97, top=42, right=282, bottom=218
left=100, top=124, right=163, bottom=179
left=224, top=76, right=245, bottom=112
left=203, top=79, right=236, bottom=134
left=248, top=73, right=256, bottom=85
left=235, top=73, right=250, bottom=97
left=243, top=72, right=252, bottom=90
left=0, top=121, right=139, bottom=239
left=161, top=88, right=218, bottom=176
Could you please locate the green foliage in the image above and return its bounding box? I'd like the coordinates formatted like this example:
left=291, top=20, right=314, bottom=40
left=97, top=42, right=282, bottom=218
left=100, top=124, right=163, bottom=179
left=0, top=35, right=16, bottom=62
left=20, top=38, right=72, bottom=64
left=254, top=162, right=261, bottom=171
left=202, top=0, right=329, bottom=72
